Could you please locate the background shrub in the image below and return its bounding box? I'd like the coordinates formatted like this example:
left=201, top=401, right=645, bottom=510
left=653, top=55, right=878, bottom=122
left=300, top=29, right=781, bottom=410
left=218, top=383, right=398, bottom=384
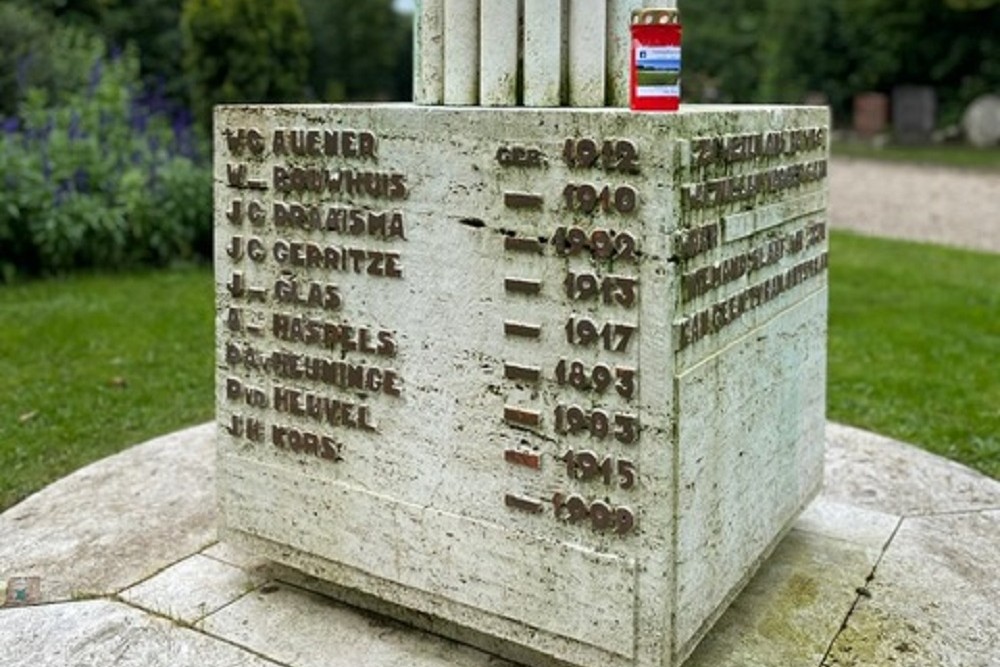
left=0, top=35, right=210, bottom=281
left=181, top=0, right=311, bottom=131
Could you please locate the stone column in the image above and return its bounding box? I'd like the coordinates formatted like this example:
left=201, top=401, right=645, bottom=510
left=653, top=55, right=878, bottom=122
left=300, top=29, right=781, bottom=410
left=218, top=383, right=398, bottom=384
left=443, top=0, right=480, bottom=105
left=566, top=0, right=607, bottom=107
left=523, top=0, right=564, bottom=106
left=479, top=0, right=520, bottom=106
left=414, top=0, right=445, bottom=105
left=606, top=0, right=643, bottom=107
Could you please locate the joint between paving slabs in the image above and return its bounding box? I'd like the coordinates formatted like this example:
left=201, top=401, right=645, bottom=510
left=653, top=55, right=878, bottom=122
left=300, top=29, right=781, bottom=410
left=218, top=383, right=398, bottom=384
left=114, top=594, right=295, bottom=667
left=816, top=517, right=905, bottom=667
left=899, top=505, right=1000, bottom=520
left=113, top=540, right=274, bottom=626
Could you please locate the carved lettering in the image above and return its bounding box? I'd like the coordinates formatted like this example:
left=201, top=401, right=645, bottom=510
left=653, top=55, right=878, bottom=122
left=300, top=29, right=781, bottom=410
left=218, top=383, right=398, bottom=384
left=224, top=128, right=266, bottom=156
left=273, top=166, right=407, bottom=199
left=496, top=146, right=546, bottom=168
left=272, top=425, right=344, bottom=461
left=273, top=278, right=343, bottom=311
left=273, top=386, right=377, bottom=431
left=273, top=203, right=405, bottom=240
left=272, top=241, right=402, bottom=278
left=683, top=160, right=828, bottom=210
left=271, top=314, right=397, bottom=357
left=272, top=129, right=377, bottom=160
left=678, top=252, right=829, bottom=349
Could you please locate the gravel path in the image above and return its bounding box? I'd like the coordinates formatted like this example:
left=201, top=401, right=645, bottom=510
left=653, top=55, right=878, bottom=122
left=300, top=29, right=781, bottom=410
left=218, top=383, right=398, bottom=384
left=829, top=157, right=999, bottom=254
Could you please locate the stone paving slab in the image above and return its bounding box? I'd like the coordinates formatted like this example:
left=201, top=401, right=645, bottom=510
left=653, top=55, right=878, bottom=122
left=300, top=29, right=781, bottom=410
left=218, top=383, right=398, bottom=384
left=1, top=422, right=998, bottom=667
left=824, top=423, right=1000, bottom=516
left=0, top=599, right=282, bottom=667
left=120, top=553, right=268, bottom=625
left=823, top=510, right=1000, bottom=667
left=0, top=424, right=217, bottom=603
left=197, top=580, right=517, bottom=667
left=685, top=527, right=884, bottom=667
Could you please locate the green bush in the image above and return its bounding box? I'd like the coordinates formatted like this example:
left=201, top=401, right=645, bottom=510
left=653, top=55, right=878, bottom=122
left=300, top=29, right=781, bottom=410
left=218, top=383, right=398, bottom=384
left=181, top=0, right=311, bottom=130
left=0, top=42, right=211, bottom=281
left=0, top=5, right=107, bottom=117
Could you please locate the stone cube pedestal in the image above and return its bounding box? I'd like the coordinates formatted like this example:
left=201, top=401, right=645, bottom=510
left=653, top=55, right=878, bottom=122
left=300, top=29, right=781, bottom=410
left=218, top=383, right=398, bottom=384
left=215, top=104, right=830, bottom=667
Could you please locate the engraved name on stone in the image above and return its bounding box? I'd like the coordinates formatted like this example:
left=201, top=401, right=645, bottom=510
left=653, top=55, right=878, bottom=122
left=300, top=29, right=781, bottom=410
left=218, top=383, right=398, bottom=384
left=221, top=124, right=405, bottom=464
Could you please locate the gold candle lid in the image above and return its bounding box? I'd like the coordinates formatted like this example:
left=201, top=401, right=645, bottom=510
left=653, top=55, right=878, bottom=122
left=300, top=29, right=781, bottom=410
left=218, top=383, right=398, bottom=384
left=632, top=8, right=680, bottom=25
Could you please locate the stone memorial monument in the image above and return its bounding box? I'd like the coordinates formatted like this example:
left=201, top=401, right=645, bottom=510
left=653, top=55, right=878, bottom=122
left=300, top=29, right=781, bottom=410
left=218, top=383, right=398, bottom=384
left=215, top=3, right=830, bottom=667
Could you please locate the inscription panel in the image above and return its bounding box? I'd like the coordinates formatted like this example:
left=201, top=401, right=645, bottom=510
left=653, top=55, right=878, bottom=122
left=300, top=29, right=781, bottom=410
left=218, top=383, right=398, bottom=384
left=216, top=105, right=829, bottom=667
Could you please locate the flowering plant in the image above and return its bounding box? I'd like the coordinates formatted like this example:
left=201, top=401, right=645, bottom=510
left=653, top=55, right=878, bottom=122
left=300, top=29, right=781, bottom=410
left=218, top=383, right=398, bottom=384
left=0, top=40, right=211, bottom=281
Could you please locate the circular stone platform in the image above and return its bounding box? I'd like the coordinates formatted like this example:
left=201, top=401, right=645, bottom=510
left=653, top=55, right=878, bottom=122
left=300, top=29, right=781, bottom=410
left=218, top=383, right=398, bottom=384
left=1, top=422, right=997, bottom=667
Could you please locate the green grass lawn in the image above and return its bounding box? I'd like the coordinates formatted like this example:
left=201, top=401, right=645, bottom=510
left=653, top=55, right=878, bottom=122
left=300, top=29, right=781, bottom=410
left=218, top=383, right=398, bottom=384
left=828, top=231, right=999, bottom=479
left=0, top=267, right=215, bottom=509
left=1, top=235, right=997, bottom=512
left=833, top=142, right=1000, bottom=172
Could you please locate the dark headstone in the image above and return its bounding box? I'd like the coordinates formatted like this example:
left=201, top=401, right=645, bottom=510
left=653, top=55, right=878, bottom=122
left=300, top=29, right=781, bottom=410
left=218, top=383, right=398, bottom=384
left=892, top=86, right=936, bottom=144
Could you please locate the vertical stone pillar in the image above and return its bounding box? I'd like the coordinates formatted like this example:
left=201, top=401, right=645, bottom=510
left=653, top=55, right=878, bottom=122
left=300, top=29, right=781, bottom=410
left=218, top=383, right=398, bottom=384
left=567, top=0, right=607, bottom=106
left=479, top=0, right=520, bottom=106
left=444, top=0, right=480, bottom=105
left=414, top=0, right=445, bottom=105
left=523, top=0, right=564, bottom=106
left=606, top=0, right=644, bottom=107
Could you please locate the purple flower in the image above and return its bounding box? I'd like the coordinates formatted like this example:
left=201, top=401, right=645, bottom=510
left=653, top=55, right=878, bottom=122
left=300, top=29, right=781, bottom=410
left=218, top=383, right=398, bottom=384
left=73, top=168, right=89, bottom=192
left=1, top=117, right=20, bottom=135
left=68, top=111, right=83, bottom=140
left=87, top=58, right=103, bottom=97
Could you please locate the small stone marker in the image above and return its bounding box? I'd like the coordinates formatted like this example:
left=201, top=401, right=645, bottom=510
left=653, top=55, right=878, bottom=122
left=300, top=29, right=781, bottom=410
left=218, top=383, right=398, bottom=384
left=216, top=7, right=830, bottom=667
left=4, top=577, right=41, bottom=607
left=892, top=86, right=936, bottom=144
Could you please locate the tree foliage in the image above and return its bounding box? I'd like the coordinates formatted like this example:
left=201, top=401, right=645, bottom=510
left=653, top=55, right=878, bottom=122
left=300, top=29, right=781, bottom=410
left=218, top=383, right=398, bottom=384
left=181, top=0, right=311, bottom=129
left=299, top=0, right=412, bottom=101
left=683, top=0, right=1000, bottom=126
left=9, top=0, right=188, bottom=104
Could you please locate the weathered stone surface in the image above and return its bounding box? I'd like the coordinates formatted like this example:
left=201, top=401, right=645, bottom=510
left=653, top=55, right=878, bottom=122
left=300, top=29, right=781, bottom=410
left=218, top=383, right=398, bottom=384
left=793, top=497, right=899, bottom=548
left=120, top=554, right=266, bottom=624
left=198, top=582, right=518, bottom=667
left=823, top=423, right=1000, bottom=516
left=686, top=527, right=883, bottom=667
left=215, top=104, right=830, bottom=667
left=0, top=424, right=216, bottom=602
left=962, top=94, right=1000, bottom=148
left=0, top=600, right=281, bottom=667
left=201, top=540, right=272, bottom=571
left=823, top=510, right=1000, bottom=667
left=413, top=0, right=444, bottom=105
left=567, top=0, right=607, bottom=106
left=1, top=418, right=997, bottom=667
left=523, top=0, right=564, bottom=106
left=479, top=0, right=519, bottom=106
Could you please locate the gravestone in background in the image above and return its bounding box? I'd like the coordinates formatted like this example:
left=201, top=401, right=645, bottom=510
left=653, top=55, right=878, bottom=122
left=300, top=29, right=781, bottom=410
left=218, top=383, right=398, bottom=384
left=963, top=94, right=1000, bottom=148
left=215, top=4, right=830, bottom=667
left=892, top=86, right=936, bottom=144
left=853, top=92, right=889, bottom=138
